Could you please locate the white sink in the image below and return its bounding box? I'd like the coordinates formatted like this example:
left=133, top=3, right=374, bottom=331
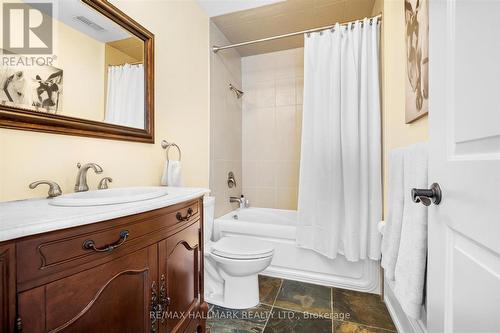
left=50, top=187, right=169, bottom=207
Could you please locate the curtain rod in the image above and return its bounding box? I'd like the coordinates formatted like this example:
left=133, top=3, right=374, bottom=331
left=212, top=13, right=381, bottom=53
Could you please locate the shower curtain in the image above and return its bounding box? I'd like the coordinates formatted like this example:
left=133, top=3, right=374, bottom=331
left=105, top=64, right=144, bottom=129
left=297, top=18, right=382, bottom=261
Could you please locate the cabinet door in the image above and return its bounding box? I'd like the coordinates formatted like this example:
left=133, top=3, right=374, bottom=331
left=0, top=243, right=16, bottom=333
left=18, top=244, right=158, bottom=333
left=158, top=222, right=201, bottom=333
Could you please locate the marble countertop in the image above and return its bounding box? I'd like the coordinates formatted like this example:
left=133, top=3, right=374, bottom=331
left=0, top=186, right=210, bottom=242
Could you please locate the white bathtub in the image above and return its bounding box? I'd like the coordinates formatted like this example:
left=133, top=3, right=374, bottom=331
left=214, top=207, right=380, bottom=293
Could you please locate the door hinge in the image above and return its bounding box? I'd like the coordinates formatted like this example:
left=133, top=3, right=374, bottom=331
left=16, top=315, right=22, bottom=332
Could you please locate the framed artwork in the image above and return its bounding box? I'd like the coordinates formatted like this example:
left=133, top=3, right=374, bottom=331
left=405, top=0, right=429, bottom=123
left=0, top=66, right=63, bottom=114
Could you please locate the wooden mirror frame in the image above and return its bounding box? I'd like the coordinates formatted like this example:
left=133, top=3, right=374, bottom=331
left=0, top=0, right=155, bottom=143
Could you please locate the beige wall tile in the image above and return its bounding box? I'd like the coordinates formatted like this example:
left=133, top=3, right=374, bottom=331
left=276, top=187, right=298, bottom=210
left=242, top=48, right=303, bottom=210
left=276, top=105, right=300, bottom=161
left=242, top=107, right=276, bottom=161
left=276, top=160, right=300, bottom=188
left=296, top=76, right=304, bottom=105
left=252, top=187, right=277, bottom=208
left=210, top=23, right=242, bottom=217
left=242, top=160, right=259, bottom=186
left=256, top=80, right=276, bottom=108
left=276, top=77, right=296, bottom=106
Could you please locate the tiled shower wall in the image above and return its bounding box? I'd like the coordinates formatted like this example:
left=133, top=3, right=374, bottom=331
left=241, top=48, right=304, bottom=210
left=210, top=22, right=242, bottom=217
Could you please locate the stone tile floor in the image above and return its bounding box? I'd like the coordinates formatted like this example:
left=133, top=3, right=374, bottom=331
left=206, top=276, right=397, bottom=333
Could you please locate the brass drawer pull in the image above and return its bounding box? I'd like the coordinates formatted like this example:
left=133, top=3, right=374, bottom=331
left=82, top=230, right=129, bottom=253
left=176, top=208, right=193, bottom=222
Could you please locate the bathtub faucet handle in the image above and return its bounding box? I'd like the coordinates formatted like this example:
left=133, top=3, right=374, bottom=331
left=227, top=172, right=237, bottom=188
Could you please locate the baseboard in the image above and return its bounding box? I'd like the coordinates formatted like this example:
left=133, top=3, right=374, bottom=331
left=383, top=280, right=427, bottom=333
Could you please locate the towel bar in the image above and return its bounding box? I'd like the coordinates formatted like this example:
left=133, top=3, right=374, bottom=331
left=161, top=140, right=181, bottom=162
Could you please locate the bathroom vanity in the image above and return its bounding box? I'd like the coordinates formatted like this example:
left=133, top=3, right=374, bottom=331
left=0, top=187, right=208, bottom=333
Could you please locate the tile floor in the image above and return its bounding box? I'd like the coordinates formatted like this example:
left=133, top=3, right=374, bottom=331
left=206, top=276, right=396, bottom=333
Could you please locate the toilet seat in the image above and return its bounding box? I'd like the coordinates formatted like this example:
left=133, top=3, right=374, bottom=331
left=210, top=236, right=274, bottom=260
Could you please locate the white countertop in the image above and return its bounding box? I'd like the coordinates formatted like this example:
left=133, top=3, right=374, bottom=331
left=0, top=186, right=210, bottom=242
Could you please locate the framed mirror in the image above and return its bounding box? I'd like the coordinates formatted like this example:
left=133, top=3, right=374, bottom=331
left=0, top=0, right=154, bottom=142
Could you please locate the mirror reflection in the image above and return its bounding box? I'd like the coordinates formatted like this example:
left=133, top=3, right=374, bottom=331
left=0, top=0, right=146, bottom=129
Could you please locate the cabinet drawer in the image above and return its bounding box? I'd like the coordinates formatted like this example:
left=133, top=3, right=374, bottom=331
left=18, top=245, right=157, bottom=333
left=17, top=199, right=200, bottom=290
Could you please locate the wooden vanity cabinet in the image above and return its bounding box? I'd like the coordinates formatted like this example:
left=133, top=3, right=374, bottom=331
left=0, top=197, right=207, bottom=333
left=158, top=222, right=201, bottom=333
left=0, top=243, right=16, bottom=333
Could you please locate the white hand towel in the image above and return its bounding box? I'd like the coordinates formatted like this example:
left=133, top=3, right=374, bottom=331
left=394, top=142, right=428, bottom=319
left=160, top=160, right=183, bottom=187
left=381, top=148, right=405, bottom=281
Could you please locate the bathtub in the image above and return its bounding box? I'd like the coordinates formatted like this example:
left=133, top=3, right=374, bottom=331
left=214, top=207, right=380, bottom=293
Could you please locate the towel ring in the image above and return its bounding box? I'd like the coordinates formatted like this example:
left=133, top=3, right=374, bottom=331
left=161, top=140, right=181, bottom=162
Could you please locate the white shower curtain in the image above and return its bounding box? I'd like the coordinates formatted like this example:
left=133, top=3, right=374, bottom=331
left=105, top=64, right=145, bottom=129
left=297, top=18, right=382, bottom=261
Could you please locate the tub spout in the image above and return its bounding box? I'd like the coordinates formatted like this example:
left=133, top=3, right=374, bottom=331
left=230, top=195, right=249, bottom=208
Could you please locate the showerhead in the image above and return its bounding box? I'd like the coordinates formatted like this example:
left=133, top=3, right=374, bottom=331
left=229, top=83, right=244, bottom=99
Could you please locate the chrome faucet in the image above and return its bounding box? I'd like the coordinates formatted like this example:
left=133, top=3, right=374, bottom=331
left=75, top=162, right=103, bottom=192
left=230, top=195, right=249, bottom=209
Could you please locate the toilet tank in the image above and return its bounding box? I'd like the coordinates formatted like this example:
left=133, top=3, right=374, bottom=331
left=203, top=196, right=215, bottom=243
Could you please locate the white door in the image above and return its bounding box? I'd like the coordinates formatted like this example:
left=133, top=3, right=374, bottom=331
left=428, top=1, right=500, bottom=332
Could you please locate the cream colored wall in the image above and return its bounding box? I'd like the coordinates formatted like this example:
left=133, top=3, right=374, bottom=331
left=54, top=19, right=105, bottom=122
left=209, top=22, right=242, bottom=217
left=241, top=48, right=303, bottom=209
left=374, top=0, right=429, bottom=216
left=0, top=0, right=210, bottom=202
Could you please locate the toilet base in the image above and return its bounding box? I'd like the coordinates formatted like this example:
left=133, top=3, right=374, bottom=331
left=206, top=274, right=259, bottom=309
left=224, top=273, right=260, bottom=309
left=204, top=245, right=273, bottom=309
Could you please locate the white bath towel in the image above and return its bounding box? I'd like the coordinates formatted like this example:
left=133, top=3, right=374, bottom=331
left=394, top=142, right=428, bottom=319
left=160, top=160, right=183, bottom=187
left=380, top=148, right=405, bottom=281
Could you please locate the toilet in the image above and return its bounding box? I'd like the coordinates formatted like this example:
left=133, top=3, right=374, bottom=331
left=203, top=196, right=274, bottom=309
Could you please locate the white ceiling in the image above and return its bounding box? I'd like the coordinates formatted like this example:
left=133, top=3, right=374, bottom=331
left=27, top=0, right=131, bottom=43
left=197, top=0, right=285, bottom=17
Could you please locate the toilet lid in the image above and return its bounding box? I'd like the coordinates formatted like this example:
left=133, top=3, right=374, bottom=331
left=211, top=236, right=274, bottom=259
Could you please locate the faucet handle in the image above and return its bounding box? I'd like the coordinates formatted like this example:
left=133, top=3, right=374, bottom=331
left=29, top=180, right=62, bottom=198
left=227, top=171, right=237, bottom=188
left=98, top=177, right=113, bottom=190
